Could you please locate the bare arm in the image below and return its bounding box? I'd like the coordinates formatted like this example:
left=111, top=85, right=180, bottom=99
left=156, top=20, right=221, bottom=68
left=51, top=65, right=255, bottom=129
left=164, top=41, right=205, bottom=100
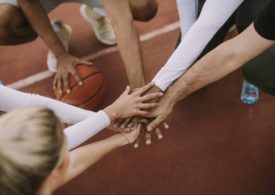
left=147, top=24, right=275, bottom=129
left=169, top=24, right=274, bottom=102
left=61, top=134, right=128, bottom=185
left=18, top=0, right=66, bottom=57
left=103, top=0, right=145, bottom=88
left=18, top=0, right=91, bottom=93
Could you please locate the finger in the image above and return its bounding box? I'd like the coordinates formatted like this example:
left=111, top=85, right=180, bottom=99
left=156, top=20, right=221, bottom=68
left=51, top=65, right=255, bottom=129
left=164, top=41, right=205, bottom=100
left=140, top=92, right=163, bottom=102
left=138, top=102, right=159, bottom=109
left=127, top=117, right=138, bottom=128
left=79, top=59, right=93, bottom=65
left=122, top=85, right=131, bottom=95
left=138, top=118, right=149, bottom=124
left=133, top=136, right=140, bottom=149
left=113, top=119, right=123, bottom=128
left=145, top=132, right=152, bottom=145
left=71, top=69, right=83, bottom=86
left=135, top=82, right=154, bottom=95
left=147, top=116, right=164, bottom=132
left=56, top=75, right=63, bottom=94
left=154, top=128, right=163, bottom=140
left=127, top=120, right=135, bottom=128
left=120, top=117, right=132, bottom=129
left=53, top=76, right=58, bottom=90
left=163, top=122, right=169, bottom=129
left=62, top=74, right=71, bottom=94
left=136, top=110, right=149, bottom=116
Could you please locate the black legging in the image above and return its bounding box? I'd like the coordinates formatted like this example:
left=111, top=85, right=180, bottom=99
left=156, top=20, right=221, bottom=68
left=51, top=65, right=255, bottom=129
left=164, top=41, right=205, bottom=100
left=177, top=0, right=275, bottom=95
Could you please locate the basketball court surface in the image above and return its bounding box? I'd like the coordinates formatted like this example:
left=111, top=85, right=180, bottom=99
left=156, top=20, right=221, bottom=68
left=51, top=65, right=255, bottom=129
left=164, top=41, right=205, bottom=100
left=0, top=1, right=275, bottom=194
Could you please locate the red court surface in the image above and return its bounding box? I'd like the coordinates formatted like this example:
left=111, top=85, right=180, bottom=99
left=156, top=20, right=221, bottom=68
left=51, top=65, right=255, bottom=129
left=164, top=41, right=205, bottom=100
left=1, top=1, right=275, bottom=195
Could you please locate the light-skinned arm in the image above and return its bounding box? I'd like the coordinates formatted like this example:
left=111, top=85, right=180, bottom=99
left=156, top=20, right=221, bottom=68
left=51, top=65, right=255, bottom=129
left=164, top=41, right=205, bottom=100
left=147, top=24, right=275, bottom=130
left=103, top=0, right=145, bottom=88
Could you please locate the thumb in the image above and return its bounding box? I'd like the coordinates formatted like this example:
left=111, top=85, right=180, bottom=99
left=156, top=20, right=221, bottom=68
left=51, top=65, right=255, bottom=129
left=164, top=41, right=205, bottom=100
left=79, top=59, right=93, bottom=66
left=123, top=85, right=131, bottom=95
left=147, top=116, right=164, bottom=132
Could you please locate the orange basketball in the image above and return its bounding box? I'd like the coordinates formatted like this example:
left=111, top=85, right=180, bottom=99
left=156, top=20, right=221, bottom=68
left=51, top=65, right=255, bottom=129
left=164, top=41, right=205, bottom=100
left=54, top=64, right=106, bottom=110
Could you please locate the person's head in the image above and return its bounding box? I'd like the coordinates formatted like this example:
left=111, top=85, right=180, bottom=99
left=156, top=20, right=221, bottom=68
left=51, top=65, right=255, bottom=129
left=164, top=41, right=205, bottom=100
left=0, top=106, right=68, bottom=195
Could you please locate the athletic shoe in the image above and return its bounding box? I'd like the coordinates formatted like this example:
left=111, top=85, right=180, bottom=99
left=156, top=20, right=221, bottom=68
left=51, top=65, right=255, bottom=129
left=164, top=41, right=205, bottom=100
left=80, top=5, right=116, bottom=45
left=47, top=21, right=72, bottom=72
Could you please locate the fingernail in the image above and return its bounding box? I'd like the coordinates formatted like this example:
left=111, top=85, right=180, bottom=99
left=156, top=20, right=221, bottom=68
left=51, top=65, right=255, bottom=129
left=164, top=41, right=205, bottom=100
left=79, top=82, right=83, bottom=86
left=158, top=135, right=163, bottom=140
left=59, top=90, right=62, bottom=94
left=66, top=89, right=71, bottom=94
left=159, top=93, right=164, bottom=96
left=147, top=126, right=152, bottom=131
left=146, top=140, right=151, bottom=145
left=164, top=123, right=169, bottom=129
left=134, top=144, right=139, bottom=148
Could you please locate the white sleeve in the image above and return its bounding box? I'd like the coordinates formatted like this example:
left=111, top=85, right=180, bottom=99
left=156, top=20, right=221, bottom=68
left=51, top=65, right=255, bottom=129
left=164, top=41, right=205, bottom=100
left=177, top=0, right=199, bottom=40
left=0, top=85, right=94, bottom=124
left=64, top=110, right=110, bottom=150
left=152, top=0, right=244, bottom=91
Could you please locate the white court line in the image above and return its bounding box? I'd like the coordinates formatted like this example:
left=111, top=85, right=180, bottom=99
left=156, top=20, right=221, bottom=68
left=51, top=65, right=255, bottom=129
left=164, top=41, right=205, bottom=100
left=7, top=21, right=180, bottom=89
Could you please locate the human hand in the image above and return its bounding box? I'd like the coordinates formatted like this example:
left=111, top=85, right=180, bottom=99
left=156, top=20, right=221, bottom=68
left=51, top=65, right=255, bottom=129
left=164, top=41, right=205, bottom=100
left=146, top=93, right=176, bottom=132
left=132, top=119, right=169, bottom=148
left=104, top=83, right=163, bottom=122
left=53, top=53, right=93, bottom=94
left=113, top=84, right=162, bottom=130
left=120, top=123, right=141, bottom=144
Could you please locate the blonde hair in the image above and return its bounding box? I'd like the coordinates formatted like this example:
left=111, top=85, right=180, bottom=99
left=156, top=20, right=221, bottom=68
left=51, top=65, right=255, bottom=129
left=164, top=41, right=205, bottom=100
left=0, top=106, right=65, bottom=195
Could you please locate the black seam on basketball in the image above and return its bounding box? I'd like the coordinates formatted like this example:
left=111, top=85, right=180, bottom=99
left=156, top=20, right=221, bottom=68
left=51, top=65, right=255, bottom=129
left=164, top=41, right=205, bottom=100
left=59, top=71, right=100, bottom=100
left=75, top=78, right=105, bottom=107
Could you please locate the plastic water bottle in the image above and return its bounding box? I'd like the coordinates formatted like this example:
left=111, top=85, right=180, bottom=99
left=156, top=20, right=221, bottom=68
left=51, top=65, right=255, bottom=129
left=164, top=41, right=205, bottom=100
left=240, top=80, right=259, bottom=105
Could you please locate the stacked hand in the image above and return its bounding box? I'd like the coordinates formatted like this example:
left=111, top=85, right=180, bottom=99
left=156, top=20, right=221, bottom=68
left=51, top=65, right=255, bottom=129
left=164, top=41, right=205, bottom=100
left=103, top=83, right=166, bottom=144
left=111, top=83, right=175, bottom=148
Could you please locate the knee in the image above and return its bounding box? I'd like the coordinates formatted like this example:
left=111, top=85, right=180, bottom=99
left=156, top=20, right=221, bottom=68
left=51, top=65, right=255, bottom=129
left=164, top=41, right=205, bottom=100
left=131, top=0, right=158, bottom=22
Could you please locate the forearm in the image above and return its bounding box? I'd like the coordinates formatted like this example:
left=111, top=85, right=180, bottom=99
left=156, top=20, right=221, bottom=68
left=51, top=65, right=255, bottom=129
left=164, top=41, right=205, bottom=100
left=104, top=0, right=145, bottom=88
left=167, top=25, right=275, bottom=103
left=18, top=0, right=66, bottom=57
left=64, top=110, right=110, bottom=150
left=167, top=42, right=238, bottom=102
left=152, top=0, right=244, bottom=91
left=0, top=85, right=93, bottom=124
left=62, top=134, right=127, bottom=185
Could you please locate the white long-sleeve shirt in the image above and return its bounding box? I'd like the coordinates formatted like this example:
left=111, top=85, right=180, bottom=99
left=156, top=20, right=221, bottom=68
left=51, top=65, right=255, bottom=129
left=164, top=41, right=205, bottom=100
left=0, top=85, right=110, bottom=150
left=152, top=0, right=244, bottom=91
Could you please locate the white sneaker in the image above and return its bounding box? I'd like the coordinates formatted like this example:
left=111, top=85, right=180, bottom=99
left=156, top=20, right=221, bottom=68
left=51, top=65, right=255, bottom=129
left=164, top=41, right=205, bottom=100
left=47, top=21, right=72, bottom=72
left=80, top=4, right=116, bottom=45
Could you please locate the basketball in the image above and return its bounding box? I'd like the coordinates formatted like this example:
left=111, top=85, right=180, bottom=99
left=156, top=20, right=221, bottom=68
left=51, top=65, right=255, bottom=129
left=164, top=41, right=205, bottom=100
left=54, top=64, right=105, bottom=110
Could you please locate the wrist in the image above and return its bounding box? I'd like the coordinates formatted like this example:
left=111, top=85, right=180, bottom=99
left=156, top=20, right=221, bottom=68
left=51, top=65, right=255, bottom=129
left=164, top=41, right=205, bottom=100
left=110, top=134, right=128, bottom=146
left=104, top=106, right=118, bottom=122
left=164, top=88, right=178, bottom=106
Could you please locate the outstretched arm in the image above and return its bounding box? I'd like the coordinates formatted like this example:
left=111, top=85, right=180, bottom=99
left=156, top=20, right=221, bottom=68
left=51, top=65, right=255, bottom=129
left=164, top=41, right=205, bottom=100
left=103, top=0, right=145, bottom=88
left=18, top=0, right=90, bottom=93
left=147, top=24, right=275, bottom=129
left=60, top=125, right=140, bottom=188
left=0, top=85, right=93, bottom=124
left=152, top=0, right=244, bottom=91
